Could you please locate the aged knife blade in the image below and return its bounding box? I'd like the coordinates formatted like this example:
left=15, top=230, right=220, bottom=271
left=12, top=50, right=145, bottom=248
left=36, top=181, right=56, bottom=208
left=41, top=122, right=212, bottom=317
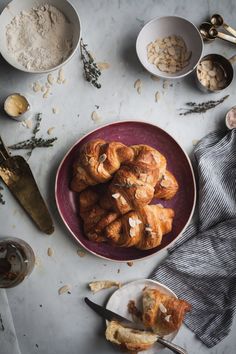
left=84, top=297, right=143, bottom=329
left=0, top=137, right=54, bottom=234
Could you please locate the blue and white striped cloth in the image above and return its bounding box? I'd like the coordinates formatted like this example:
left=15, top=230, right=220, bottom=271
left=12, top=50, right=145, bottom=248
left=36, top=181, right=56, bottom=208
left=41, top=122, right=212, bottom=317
left=150, top=129, right=236, bottom=347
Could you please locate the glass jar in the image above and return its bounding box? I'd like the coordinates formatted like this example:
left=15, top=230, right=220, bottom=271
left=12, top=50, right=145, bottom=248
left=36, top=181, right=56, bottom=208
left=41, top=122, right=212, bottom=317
left=0, top=237, right=35, bottom=288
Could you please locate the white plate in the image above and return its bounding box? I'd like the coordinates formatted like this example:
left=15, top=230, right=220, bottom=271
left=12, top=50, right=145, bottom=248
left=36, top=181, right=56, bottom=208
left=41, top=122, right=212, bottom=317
left=106, top=279, right=178, bottom=353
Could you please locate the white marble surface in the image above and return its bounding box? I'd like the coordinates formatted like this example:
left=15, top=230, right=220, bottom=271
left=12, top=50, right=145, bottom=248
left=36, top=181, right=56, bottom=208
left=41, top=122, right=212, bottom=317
left=0, top=0, right=236, bottom=353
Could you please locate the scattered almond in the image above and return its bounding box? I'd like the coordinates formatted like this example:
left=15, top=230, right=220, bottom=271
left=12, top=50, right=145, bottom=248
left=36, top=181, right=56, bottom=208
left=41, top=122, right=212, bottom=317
left=58, top=284, right=71, bottom=295
left=91, top=111, right=102, bottom=123
left=127, top=261, right=133, bottom=267
left=33, top=82, right=41, bottom=92
left=77, top=249, right=86, bottom=257
left=47, top=247, right=54, bottom=257
left=134, top=79, right=142, bottom=94
left=150, top=74, right=160, bottom=81
left=155, top=91, right=160, bottom=102
left=47, top=127, right=55, bottom=135
left=57, top=68, right=65, bottom=84
left=47, top=74, right=54, bottom=85
left=22, top=119, right=33, bottom=129
left=97, top=62, right=110, bottom=70
left=52, top=107, right=59, bottom=114
left=89, top=280, right=121, bottom=293
left=192, top=139, right=199, bottom=146
left=43, top=87, right=50, bottom=99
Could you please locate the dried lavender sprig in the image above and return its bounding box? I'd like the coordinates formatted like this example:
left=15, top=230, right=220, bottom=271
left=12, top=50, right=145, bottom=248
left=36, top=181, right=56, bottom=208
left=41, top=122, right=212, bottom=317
left=80, top=38, right=101, bottom=89
left=179, top=95, right=229, bottom=116
left=8, top=137, right=57, bottom=150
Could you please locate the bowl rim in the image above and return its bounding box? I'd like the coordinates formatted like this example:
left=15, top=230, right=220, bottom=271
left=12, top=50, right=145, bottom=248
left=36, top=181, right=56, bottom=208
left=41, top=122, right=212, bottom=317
left=136, top=15, right=204, bottom=80
left=55, top=120, right=197, bottom=263
left=0, top=0, right=81, bottom=74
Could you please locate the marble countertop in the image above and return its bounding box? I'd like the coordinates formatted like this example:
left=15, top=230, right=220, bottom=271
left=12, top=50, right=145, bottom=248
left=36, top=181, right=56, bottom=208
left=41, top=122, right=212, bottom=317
left=0, top=0, right=236, bottom=353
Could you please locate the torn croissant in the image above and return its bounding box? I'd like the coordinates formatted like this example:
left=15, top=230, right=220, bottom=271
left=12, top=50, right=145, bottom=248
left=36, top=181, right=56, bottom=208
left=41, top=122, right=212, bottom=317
left=142, top=288, right=191, bottom=336
left=78, top=188, right=174, bottom=250
left=89, top=280, right=121, bottom=293
left=105, top=321, right=158, bottom=352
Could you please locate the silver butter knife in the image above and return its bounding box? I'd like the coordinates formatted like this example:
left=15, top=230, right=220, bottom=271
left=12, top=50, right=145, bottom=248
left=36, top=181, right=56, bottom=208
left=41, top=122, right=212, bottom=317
left=84, top=297, right=187, bottom=354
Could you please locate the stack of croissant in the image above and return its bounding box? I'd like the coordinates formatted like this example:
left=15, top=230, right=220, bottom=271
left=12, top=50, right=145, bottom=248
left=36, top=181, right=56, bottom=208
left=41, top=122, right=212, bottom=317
left=70, top=139, right=179, bottom=250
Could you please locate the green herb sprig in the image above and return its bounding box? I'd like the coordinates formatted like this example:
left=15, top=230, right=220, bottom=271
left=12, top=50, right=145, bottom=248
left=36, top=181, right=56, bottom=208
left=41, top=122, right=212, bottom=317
left=8, top=113, right=57, bottom=156
left=9, top=137, right=57, bottom=151
left=0, top=185, right=5, bottom=205
left=179, top=95, right=229, bottom=116
left=80, top=38, right=101, bottom=89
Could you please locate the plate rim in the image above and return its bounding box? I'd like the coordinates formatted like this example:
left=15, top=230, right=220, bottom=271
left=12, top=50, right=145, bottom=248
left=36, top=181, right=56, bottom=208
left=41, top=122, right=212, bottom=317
left=55, top=120, right=196, bottom=262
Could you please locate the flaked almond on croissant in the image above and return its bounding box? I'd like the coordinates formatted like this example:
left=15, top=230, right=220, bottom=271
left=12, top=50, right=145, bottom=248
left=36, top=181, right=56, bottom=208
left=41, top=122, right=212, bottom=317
left=78, top=188, right=174, bottom=250
left=107, top=145, right=167, bottom=214
left=142, top=288, right=191, bottom=336
left=105, top=204, right=174, bottom=250
left=71, top=139, right=134, bottom=192
left=154, top=170, right=179, bottom=200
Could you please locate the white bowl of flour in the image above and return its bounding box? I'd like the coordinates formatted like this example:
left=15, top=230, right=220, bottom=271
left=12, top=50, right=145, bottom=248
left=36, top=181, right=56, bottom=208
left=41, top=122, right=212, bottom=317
left=0, top=0, right=81, bottom=73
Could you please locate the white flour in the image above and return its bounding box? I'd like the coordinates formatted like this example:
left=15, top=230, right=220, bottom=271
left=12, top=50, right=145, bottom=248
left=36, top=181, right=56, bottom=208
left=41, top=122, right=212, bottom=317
left=6, top=4, right=73, bottom=70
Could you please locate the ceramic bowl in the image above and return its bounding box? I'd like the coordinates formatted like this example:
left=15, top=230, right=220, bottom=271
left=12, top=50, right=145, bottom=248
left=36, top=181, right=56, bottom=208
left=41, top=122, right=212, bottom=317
left=136, top=16, right=203, bottom=79
left=0, top=0, right=81, bottom=73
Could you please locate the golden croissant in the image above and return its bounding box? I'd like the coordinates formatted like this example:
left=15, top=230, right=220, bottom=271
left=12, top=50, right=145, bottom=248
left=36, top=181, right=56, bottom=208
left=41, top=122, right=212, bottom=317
left=108, top=144, right=167, bottom=214
left=154, top=170, right=179, bottom=200
left=79, top=188, right=174, bottom=250
left=142, top=288, right=191, bottom=336
left=105, top=204, right=174, bottom=250
left=71, top=139, right=134, bottom=192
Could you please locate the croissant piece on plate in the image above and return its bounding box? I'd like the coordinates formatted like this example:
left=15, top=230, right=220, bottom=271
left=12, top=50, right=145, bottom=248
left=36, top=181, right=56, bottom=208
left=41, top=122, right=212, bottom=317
left=71, top=139, right=134, bottom=192
left=105, top=321, right=158, bottom=352
left=108, top=145, right=167, bottom=214
left=142, top=288, right=191, bottom=336
left=154, top=170, right=179, bottom=200
left=105, top=204, right=174, bottom=250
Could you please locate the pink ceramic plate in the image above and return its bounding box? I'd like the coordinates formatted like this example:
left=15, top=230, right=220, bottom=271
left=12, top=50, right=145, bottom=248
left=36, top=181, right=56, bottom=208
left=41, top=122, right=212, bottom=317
left=55, top=121, right=196, bottom=262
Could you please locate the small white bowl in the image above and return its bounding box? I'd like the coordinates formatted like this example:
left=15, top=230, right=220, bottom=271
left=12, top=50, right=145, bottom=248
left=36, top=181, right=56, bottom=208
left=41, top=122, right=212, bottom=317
left=0, top=0, right=81, bottom=74
left=136, top=16, right=203, bottom=79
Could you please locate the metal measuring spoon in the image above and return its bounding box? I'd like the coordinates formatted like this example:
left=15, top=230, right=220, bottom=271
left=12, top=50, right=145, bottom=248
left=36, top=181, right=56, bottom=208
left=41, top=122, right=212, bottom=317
left=199, top=22, right=236, bottom=44
left=211, top=14, right=236, bottom=38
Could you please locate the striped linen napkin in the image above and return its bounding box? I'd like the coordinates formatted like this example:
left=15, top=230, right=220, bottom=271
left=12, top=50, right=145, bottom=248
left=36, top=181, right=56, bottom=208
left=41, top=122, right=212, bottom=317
left=150, top=128, right=236, bottom=347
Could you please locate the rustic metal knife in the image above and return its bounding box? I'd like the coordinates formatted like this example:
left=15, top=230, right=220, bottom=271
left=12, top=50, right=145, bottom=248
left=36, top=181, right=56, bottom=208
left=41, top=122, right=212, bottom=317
left=84, top=297, right=187, bottom=354
left=0, top=136, right=54, bottom=235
